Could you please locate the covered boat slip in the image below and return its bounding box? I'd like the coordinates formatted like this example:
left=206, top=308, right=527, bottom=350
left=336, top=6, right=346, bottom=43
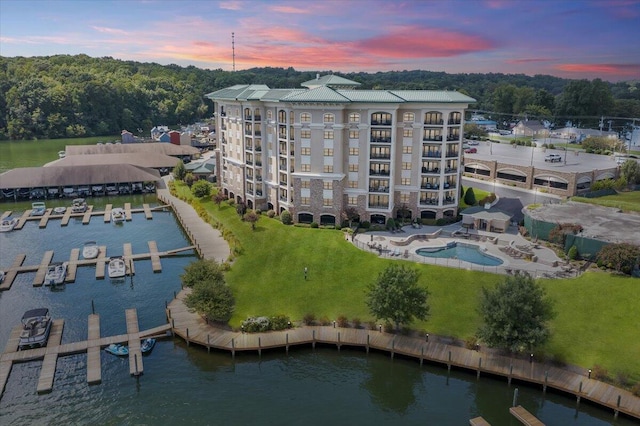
left=0, top=309, right=171, bottom=399
left=0, top=163, right=161, bottom=197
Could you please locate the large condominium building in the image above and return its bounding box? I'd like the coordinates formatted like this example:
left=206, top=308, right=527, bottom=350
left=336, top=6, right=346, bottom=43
left=206, top=75, right=475, bottom=226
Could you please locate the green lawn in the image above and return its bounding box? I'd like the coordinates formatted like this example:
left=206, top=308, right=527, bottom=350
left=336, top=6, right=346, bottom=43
left=176, top=183, right=640, bottom=382
left=572, top=191, right=640, bottom=213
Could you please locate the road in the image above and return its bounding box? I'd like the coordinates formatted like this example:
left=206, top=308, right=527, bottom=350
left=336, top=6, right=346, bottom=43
left=461, top=176, right=560, bottom=222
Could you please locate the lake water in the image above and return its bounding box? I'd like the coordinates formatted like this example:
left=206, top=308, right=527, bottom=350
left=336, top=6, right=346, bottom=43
left=0, top=206, right=634, bottom=425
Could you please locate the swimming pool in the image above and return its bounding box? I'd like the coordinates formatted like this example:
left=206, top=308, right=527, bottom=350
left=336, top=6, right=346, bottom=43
left=416, top=243, right=503, bottom=266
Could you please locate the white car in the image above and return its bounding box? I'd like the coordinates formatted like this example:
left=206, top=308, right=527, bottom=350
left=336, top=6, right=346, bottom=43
left=544, top=154, right=562, bottom=163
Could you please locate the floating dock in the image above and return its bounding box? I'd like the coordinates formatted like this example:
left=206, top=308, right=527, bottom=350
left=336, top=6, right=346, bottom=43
left=510, top=405, right=545, bottom=425
left=0, top=308, right=170, bottom=399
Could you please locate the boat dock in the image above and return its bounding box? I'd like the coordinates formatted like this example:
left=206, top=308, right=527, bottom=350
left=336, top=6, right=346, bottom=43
left=0, top=242, right=195, bottom=291
left=165, top=289, right=640, bottom=421
left=0, top=308, right=170, bottom=399
left=1, top=203, right=166, bottom=230
left=510, top=405, right=545, bottom=425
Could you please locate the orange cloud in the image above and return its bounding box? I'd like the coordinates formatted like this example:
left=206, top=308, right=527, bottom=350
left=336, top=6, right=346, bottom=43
left=356, top=26, right=496, bottom=58
left=557, top=63, right=640, bottom=77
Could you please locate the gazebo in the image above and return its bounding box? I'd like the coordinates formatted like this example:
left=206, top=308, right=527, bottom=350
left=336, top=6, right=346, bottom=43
left=460, top=205, right=512, bottom=233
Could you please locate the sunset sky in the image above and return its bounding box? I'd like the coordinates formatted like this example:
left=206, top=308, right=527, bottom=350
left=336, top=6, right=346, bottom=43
left=1, top=0, right=639, bottom=82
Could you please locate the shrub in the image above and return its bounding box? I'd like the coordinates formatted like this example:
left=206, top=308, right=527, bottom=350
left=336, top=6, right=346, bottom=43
left=270, top=314, right=291, bottom=330
left=548, top=144, right=555, bottom=149
left=280, top=210, right=292, bottom=225
left=591, top=364, right=610, bottom=382
left=386, top=218, right=396, bottom=231
left=255, top=209, right=262, bottom=215
left=567, top=245, right=579, bottom=260
left=464, top=187, right=477, bottom=206
left=360, top=221, right=371, bottom=229
left=632, top=382, right=640, bottom=397
left=336, top=315, right=349, bottom=328
left=465, top=336, right=479, bottom=350
left=352, top=318, right=361, bottom=329
left=242, top=316, right=270, bottom=333
left=310, top=222, right=318, bottom=228
left=367, top=321, right=377, bottom=330
left=267, top=209, right=276, bottom=218
left=319, top=316, right=331, bottom=326
left=303, top=313, right=316, bottom=325
left=191, top=180, right=212, bottom=198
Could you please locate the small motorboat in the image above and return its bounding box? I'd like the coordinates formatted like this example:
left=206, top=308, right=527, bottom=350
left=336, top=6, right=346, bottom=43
left=92, top=185, right=104, bottom=196
left=132, top=182, right=143, bottom=193
left=140, top=338, right=156, bottom=354
left=71, top=198, right=87, bottom=213
left=77, top=186, right=90, bottom=197
left=30, top=202, right=47, bottom=216
left=47, top=187, right=60, bottom=198
left=30, top=188, right=45, bottom=199
left=58, top=150, right=66, bottom=158
left=0, top=217, right=18, bottom=232
left=0, top=270, right=5, bottom=283
left=106, top=184, right=118, bottom=196
left=108, top=257, right=126, bottom=278
left=53, top=207, right=66, bottom=215
left=144, top=183, right=156, bottom=193
left=118, top=184, right=131, bottom=194
left=62, top=186, right=77, bottom=198
left=18, top=308, right=53, bottom=350
left=104, top=343, right=129, bottom=356
left=111, top=207, right=125, bottom=224
left=44, top=262, right=67, bottom=286
left=82, top=241, right=99, bottom=259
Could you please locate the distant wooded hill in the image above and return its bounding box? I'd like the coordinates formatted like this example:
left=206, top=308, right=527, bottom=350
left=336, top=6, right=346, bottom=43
left=1, top=55, right=638, bottom=140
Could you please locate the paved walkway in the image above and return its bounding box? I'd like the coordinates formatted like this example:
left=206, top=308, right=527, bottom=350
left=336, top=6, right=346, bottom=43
left=156, top=180, right=230, bottom=263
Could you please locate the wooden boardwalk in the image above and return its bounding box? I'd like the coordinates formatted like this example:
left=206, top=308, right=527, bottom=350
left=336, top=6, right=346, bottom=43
left=157, top=188, right=230, bottom=263
left=0, top=309, right=170, bottom=399
left=0, top=242, right=195, bottom=290
left=166, top=288, right=640, bottom=421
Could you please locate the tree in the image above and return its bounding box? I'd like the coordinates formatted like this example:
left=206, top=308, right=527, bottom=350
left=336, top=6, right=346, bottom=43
left=597, top=243, right=640, bottom=275
left=213, top=191, right=226, bottom=209
left=185, top=279, right=235, bottom=323
left=173, top=160, right=186, bottom=181
left=184, top=172, right=196, bottom=187
left=477, top=273, right=554, bottom=353
left=180, top=259, right=224, bottom=288
left=182, top=259, right=234, bottom=323
left=621, top=159, right=640, bottom=186
left=366, top=264, right=429, bottom=330
left=341, top=206, right=360, bottom=228
left=464, top=187, right=477, bottom=206
left=191, top=179, right=211, bottom=198
left=386, top=217, right=396, bottom=231
left=243, top=210, right=259, bottom=230
left=235, top=201, right=247, bottom=217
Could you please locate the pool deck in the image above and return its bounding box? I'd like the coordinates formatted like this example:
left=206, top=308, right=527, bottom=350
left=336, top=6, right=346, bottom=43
left=352, top=224, right=572, bottom=278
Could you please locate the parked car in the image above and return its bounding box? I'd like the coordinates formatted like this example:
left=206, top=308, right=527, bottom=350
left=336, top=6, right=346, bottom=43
left=467, top=140, right=479, bottom=146
left=464, top=147, right=477, bottom=154
left=544, top=154, right=562, bottom=163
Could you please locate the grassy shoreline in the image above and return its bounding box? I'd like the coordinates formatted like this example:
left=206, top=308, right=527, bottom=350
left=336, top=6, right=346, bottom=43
left=173, top=182, right=640, bottom=384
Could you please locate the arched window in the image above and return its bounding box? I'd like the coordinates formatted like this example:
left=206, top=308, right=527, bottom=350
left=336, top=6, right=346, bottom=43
left=278, top=110, right=287, bottom=123
left=300, top=112, right=311, bottom=123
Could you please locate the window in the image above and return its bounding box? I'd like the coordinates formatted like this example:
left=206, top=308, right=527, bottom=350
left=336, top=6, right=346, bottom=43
left=301, top=180, right=310, bottom=189
left=400, top=194, right=410, bottom=203
left=368, top=194, right=389, bottom=207
left=348, top=180, right=358, bottom=188
left=301, top=147, right=311, bottom=155
left=349, top=130, right=360, bottom=139
left=278, top=110, right=287, bottom=123
left=301, top=164, right=310, bottom=172
left=349, top=164, right=359, bottom=172
left=323, top=165, right=334, bottom=173
left=323, top=181, right=333, bottom=190
left=371, top=112, right=392, bottom=125
left=403, top=128, right=413, bottom=138
left=267, top=110, right=273, bottom=120
left=423, top=128, right=442, bottom=141
left=402, top=146, right=412, bottom=154
left=323, top=113, right=335, bottom=123
left=323, top=198, right=333, bottom=207
left=403, top=112, right=415, bottom=122
left=324, top=130, right=334, bottom=140
left=371, top=129, right=391, bottom=142
left=348, top=196, right=358, bottom=205
left=401, top=178, right=411, bottom=185
left=349, top=147, right=359, bottom=155
left=324, top=148, right=334, bottom=156
left=449, top=111, right=462, bottom=124
left=300, top=112, right=311, bottom=123
left=424, top=111, right=442, bottom=125
left=301, top=197, right=310, bottom=205
left=301, top=129, right=311, bottom=139
left=370, top=146, right=390, bottom=159
left=402, top=162, right=412, bottom=170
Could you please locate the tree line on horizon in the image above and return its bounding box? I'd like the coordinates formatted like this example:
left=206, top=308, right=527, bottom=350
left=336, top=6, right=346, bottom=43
left=0, top=54, right=638, bottom=141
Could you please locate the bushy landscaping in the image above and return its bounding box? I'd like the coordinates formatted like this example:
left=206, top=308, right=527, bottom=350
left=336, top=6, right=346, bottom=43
left=171, top=181, right=640, bottom=383
left=572, top=190, right=640, bottom=213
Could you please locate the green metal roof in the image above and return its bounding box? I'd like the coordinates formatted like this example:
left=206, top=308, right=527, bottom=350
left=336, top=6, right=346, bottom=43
left=205, top=84, right=270, bottom=101
left=283, top=86, right=351, bottom=103
left=301, top=74, right=361, bottom=88
left=337, top=90, right=405, bottom=103
left=390, top=90, right=476, bottom=103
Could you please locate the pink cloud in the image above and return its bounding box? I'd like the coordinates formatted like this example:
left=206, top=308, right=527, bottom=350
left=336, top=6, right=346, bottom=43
left=91, top=26, right=132, bottom=36
left=556, top=63, right=640, bottom=77
left=356, top=26, right=496, bottom=58
left=507, top=58, right=553, bottom=64
left=219, top=1, right=242, bottom=11
left=268, top=5, right=310, bottom=14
